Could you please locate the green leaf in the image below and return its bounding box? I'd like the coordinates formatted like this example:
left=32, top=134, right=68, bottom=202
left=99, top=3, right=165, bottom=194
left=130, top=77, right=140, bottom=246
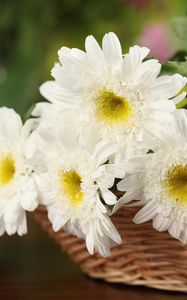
left=162, top=60, right=187, bottom=76
left=171, top=16, right=187, bottom=41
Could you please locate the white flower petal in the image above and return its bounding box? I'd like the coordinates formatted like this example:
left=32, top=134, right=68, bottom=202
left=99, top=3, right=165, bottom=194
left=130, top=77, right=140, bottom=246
left=152, top=214, right=171, bottom=232
left=133, top=59, right=161, bottom=87
left=5, top=222, right=17, bottom=235
left=151, top=74, right=186, bottom=100
left=20, top=190, right=38, bottom=212
left=133, top=201, right=158, bottom=224
left=52, top=214, right=69, bottom=232
left=0, top=107, right=22, bottom=143
left=102, top=32, right=122, bottom=67
left=0, top=218, right=5, bottom=236
left=3, top=198, right=21, bottom=224
left=17, top=211, right=28, bottom=236
left=125, top=157, right=145, bottom=173
left=86, top=230, right=94, bottom=255
left=151, top=111, right=174, bottom=123
left=174, top=109, right=187, bottom=139
left=168, top=221, right=182, bottom=240
left=85, top=35, right=105, bottom=68
left=149, top=100, right=176, bottom=112
left=101, top=189, right=117, bottom=205
left=58, top=127, right=78, bottom=152
left=93, top=143, right=118, bottom=167
left=40, top=81, right=76, bottom=103
left=117, top=174, right=141, bottom=191
left=172, top=91, right=186, bottom=104
left=111, top=191, right=139, bottom=215
left=101, top=215, right=122, bottom=244
left=122, top=45, right=149, bottom=80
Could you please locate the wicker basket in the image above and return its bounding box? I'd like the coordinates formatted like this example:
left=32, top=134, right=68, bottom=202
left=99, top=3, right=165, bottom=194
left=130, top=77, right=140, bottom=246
left=33, top=205, right=187, bottom=293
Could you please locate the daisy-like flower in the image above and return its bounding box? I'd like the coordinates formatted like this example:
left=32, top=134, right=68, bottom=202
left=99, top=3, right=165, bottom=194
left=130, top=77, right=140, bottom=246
left=32, top=122, right=124, bottom=256
left=39, top=32, right=186, bottom=140
left=0, top=107, right=38, bottom=236
left=118, top=109, right=187, bottom=243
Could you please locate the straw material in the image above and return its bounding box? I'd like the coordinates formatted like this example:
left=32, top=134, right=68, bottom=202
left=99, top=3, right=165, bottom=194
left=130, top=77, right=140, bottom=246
left=33, top=205, right=187, bottom=292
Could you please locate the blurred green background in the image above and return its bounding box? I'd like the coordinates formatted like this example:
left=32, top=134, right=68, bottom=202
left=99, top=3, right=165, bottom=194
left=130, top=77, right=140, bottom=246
left=0, top=0, right=187, bottom=117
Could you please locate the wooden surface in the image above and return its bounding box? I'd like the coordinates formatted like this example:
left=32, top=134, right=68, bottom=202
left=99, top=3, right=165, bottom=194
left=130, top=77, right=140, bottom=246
left=0, top=216, right=187, bottom=300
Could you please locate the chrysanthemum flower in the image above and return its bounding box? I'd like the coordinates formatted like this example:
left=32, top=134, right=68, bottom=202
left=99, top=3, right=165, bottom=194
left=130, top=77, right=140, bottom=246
left=39, top=32, right=186, bottom=140
left=118, top=109, right=187, bottom=243
left=0, top=107, right=39, bottom=236
left=32, top=123, right=124, bottom=256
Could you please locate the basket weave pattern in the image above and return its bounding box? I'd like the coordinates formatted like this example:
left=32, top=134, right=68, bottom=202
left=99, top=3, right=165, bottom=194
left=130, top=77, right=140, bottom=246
left=33, top=205, right=187, bottom=292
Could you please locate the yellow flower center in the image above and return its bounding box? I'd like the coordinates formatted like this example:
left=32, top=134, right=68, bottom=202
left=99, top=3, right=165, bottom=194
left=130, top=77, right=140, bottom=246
left=165, top=165, right=187, bottom=204
left=59, top=170, right=84, bottom=206
left=0, top=156, right=15, bottom=185
left=95, top=90, right=132, bottom=125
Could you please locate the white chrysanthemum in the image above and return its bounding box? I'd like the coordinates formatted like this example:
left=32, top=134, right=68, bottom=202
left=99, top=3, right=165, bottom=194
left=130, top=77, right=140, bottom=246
left=39, top=32, right=186, bottom=140
left=118, top=109, right=187, bottom=243
left=0, top=107, right=39, bottom=236
left=32, top=123, right=124, bottom=256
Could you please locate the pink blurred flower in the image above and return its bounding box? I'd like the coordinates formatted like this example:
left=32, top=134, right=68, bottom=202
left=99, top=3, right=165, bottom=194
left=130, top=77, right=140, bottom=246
left=138, top=23, right=176, bottom=63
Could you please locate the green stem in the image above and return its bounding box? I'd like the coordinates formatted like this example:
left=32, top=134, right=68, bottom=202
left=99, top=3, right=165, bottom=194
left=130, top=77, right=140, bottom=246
left=176, top=98, right=187, bottom=109
left=23, top=103, right=36, bottom=122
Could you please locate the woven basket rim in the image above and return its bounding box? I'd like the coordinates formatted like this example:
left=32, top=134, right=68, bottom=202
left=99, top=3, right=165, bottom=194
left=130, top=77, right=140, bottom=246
left=33, top=205, right=187, bottom=293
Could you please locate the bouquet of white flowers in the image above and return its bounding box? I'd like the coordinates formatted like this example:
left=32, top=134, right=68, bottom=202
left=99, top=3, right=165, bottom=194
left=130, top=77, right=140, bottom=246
left=1, top=32, right=187, bottom=291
